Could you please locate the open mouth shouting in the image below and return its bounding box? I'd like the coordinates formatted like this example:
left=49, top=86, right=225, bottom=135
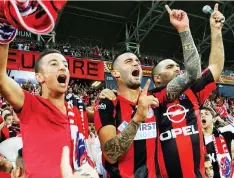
left=131, top=68, right=140, bottom=78
left=57, top=74, right=67, bottom=86
left=202, top=119, right=206, bottom=124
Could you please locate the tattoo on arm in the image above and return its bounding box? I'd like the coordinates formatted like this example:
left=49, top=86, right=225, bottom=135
left=103, top=120, right=139, bottom=162
left=167, top=30, right=201, bottom=101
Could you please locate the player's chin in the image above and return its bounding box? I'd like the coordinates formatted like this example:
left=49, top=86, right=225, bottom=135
left=55, top=86, right=68, bottom=94
left=128, top=82, right=141, bottom=90
left=201, top=124, right=207, bottom=129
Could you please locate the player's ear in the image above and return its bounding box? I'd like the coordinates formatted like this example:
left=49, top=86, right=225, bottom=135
left=153, top=74, right=161, bottom=84
left=111, top=70, right=120, bottom=78
left=35, top=73, right=45, bottom=84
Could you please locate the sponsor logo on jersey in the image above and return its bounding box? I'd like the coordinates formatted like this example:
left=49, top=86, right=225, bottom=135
left=95, top=103, right=106, bottom=110
left=160, top=125, right=198, bottom=141
left=163, top=104, right=189, bottom=123
left=118, top=121, right=157, bottom=140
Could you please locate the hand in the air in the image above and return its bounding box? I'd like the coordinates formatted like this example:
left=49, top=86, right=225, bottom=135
left=99, top=89, right=117, bottom=100
left=210, top=3, right=225, bottom=30
left=165, top=4, right=189, bottom=32
left=134, top=80, right=159, bottom=124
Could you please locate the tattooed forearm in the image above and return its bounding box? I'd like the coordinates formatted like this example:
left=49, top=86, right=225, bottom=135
left=103, top=120, right=139, bottom=162
left=167, top=30, right=201, bottom=101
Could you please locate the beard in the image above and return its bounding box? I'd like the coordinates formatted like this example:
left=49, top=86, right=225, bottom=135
left=127, top=83, right=140, bottom=89
left=126, top=80, right=141, bottom=90
left=157, top=72, right=175, bottom=87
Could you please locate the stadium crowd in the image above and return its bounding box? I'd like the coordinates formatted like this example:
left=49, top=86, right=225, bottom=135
left=0, top=1, right=234, bottom=178
left=0, top=76, right=233, bottom=178
left=10, top=38, right=157, bottom=66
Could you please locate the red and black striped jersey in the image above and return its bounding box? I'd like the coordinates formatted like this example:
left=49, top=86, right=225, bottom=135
left=94, top=95, right=158, bottom=178
left=151, top=68, right=216, bottom=178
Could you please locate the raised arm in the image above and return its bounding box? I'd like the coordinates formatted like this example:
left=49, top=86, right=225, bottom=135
left=208, top=4, right=225, bottom=81
left=0, top=44, right=24, bottom=111
left=165, top=5, right=201, bottom=101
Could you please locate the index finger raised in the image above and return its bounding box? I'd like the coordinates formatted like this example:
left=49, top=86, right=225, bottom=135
left=165, top=5, right=172, bottom=14
left=214, top=3, right=219, bottom=11
left=142, top=79, right=150, bottom=95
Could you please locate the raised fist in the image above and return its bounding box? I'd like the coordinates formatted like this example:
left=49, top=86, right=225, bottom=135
left=165, top=5, right=189, bottom=32
left=210, top=3, right=225, bottom=30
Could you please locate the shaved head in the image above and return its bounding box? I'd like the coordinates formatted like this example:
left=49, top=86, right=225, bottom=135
left=112, top=52, right=137, bottom=70
left=111, top=52, right=142, bottom=89
left=152, top=59, right=176, bottom=75
left=152, top=59, right=180, bottom=87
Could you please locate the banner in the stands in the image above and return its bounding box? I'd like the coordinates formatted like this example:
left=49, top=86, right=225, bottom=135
left=217, top=75, right=234, bottom=85
left=7, top=50, right=104, bottom=81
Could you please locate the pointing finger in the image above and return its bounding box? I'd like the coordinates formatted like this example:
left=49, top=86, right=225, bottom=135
left=165, top=5, right=172, bottom=14
left=142, top=79, right=150, bottom=95
left=214, top=3, right=219, bottom=11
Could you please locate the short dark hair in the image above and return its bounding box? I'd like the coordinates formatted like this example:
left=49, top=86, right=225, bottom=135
left=200, top=106, right=215, bottom=118
left=151, top=58, right=165, bottom=81
left=3, top=113, right=12, bottom=121
left=111, top=50, right=133, bottom=70
left=204, top=154, right=210, bottom=162
left=35, top=49, right=62, bottom=73
left=1, top=103, right=9, bottom=110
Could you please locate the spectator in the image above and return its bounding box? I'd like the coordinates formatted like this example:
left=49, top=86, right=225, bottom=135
left=204, top=154, right=214, bottom=178
left=201, top=106, right=233, bottom=178
left=0, top=110, right=13, bottom=143
left=215, top=96, right=228, bottom=119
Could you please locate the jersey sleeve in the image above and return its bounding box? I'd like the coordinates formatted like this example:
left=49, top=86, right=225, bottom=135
left=190, top=68, right=217, bottom=105
left=16, top=90, right=34, bottom=123
left=94, top=99, right=115, bottom=133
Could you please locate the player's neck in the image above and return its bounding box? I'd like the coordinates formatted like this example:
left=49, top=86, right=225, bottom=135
left=203, top=126, right=213, bottom=136
left=118, top=86, right=140, bottom=103
left=42, top=92, right=66, bottom=115
left=155, top=81, right=167, bottom=88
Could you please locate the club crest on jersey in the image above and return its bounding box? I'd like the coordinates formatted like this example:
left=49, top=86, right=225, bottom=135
left=179, top=94, right=187, bottom=100
left=147, top=107, right=154, bottom=118
left=95, top=103, right=106, bottom=110
left=220, top=157, right=231, bottom=178
left=163, top=104, right=189, bottom=123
